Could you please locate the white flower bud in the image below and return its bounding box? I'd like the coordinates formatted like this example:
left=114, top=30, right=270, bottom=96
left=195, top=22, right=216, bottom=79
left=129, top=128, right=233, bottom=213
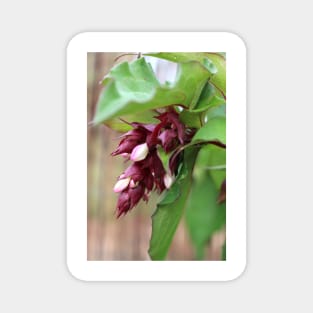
left=113, top=177, right=131, bottom=193
left=164, top=173, right=173, bottom=189
left=130, top=143, right=149, bottom=162
left=129, top=180, right=136, bottom=188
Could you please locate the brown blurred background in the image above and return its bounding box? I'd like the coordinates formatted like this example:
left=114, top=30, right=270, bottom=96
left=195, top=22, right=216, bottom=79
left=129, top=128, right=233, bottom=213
left=87, top=52, right=224, bottom=260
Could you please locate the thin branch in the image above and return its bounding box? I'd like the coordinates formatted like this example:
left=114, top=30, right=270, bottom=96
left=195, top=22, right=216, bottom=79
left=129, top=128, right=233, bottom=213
left=114, top=53, right=141, bottom=63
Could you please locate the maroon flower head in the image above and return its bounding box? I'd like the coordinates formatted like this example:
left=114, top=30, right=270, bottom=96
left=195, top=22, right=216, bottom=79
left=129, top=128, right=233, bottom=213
left=158, top=129, right=179, bottom=153
left=155, top=110, right=186, bottom=144
left=112, top=109, right=195, bottom=217
left=116, top=191, right=131, bottom=218
left=111, top=127, right=148, bottom=156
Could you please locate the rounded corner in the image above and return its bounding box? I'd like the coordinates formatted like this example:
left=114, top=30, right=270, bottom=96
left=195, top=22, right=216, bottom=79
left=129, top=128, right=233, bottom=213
left=224, top=31, right=247, bottom=51
left=226, top=259, right=247, bottom=282
left=66, top=32, right=89, bottom=52
left=66, top=259, right=89, bottom=282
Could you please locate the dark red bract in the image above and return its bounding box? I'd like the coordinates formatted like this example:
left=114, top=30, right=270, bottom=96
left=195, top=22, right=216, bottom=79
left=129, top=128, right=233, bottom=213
left=112, top=109, right=194, bottom=217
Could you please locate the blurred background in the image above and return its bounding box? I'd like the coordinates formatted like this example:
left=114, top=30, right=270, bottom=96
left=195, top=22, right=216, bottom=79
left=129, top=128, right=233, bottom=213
left=87, top=52, right=225, bottom=260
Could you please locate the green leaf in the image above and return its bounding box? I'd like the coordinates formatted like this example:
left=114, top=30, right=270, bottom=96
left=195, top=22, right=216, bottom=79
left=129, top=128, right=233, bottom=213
left=206, top=103, right=226, bottom=121
left=205, top=53, right=226, bottom=97
left=191, top=83, right=225, bottom=113
left=94, top=58, right=212, bottom=124
left=179, top=110, right=202, bottom=128
left=208, top=146, right=226, bottom=188
left=196, top=145, right=226, bottom=189
left=158, top=183, right=180, bottom=205
left=192, top=116, right=226, bottom=145
left=148, top=147, right=199, bottom=260
left=202, top=58, right=218, bottom=74
left=185, top=173, right=226, bottom=260
left=144, top=52, right=226, bottom=97
left=104, top=110, right=158, bottom=132
left=178, top=84, right=225, bottom=129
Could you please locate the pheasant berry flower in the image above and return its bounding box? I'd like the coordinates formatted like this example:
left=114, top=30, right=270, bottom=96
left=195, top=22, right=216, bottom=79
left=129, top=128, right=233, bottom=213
left=112, top=109, right=195, bottom=218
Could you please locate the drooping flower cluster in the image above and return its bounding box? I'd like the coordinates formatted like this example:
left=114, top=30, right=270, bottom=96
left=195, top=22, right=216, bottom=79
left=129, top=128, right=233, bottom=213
left=112, top=109, right=194, bottom=217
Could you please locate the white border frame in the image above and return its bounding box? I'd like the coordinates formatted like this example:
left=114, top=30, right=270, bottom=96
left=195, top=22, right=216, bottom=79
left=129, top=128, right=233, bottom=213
left=67, top=32, right=246, bottom=281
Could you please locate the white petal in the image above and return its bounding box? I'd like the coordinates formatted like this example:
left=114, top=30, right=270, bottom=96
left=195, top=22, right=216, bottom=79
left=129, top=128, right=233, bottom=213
left=113, top=177, right=131, bottom=193
left=164, top=173, right=173, bottom=189
left=130, top=143, right=149, bottom=162
left=129, top=180, right=136, bottom=188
